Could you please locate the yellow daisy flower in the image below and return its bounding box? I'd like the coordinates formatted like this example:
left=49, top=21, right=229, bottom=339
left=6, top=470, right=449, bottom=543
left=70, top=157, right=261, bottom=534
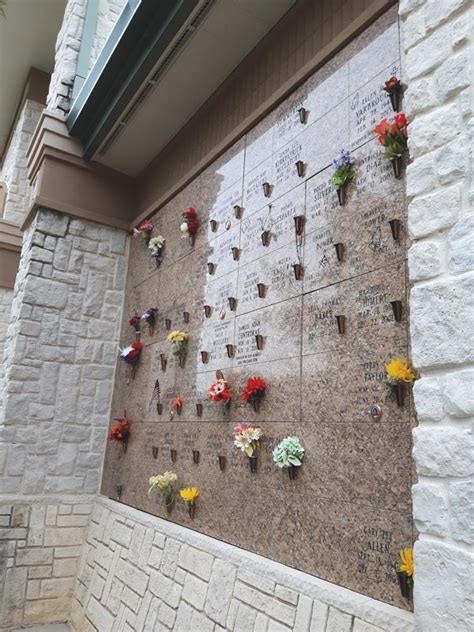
left=385, top=358, right=416, bottom=383
left=399, top=547, right=414, bottom=577
left=179, top=487, right=200, bottom=503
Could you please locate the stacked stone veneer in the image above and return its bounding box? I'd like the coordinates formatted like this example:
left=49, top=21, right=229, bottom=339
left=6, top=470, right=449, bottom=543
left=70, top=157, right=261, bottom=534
left=68, top=498, right=413, bottom=632
left=0, top=99, right=44, bottom=225
left=399, top=0, right=474, bottom=631
left=0, top=501, right=93, bottom=629
left=0, top=208, right=128, bottom=495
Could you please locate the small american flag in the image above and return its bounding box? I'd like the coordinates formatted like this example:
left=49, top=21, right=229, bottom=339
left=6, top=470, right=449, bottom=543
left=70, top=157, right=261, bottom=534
left=150, top=380, right=160, bottom=405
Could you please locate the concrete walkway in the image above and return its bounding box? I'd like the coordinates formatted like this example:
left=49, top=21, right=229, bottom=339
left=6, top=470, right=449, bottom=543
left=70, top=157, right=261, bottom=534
left=10, top=625, right=71, bottom=632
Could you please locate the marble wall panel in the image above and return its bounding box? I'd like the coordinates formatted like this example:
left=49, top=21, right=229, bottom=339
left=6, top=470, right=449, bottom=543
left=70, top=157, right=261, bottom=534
left=104, top=14, right=412, bottom=611
left=349, top=62, right=401, bottom=149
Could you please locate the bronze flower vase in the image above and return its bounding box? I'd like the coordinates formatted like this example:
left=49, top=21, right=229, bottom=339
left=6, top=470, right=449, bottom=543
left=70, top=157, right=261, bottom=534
left=176, top=402, right=183, bottom=416
left=121, top=439, right=128, bottom=454
left=210, top=219, right=218, bottom=232
left=261, top=230, right=271, bottom=247
left=148, top=325, right=155, bottom=337
left=155, top=258, right=162, bottom=269
left=390, top=300, right=403, bottom=323
left=207, top=262, right=216, bottom=275
left=116, top=484, right=123, bottom=499
left=248, top=455, right=258, bottom=473
left=160, top=354, right=167, bottom=372
left=397, top=572, right=412, bottom=600
left=165, top=318, right=172, bottom=330
left=255, top=334, right=264, bottom=351
left=336, top=184, right=347, bottom=206
left=388, top=87, right=402, bottom=113
left=183, top=311, right=190, bottom=324
left=152, top=446, right=158, bottom=459
left=189, top=233, right=196, bottom=247
left=395, top=382, right=406, bottom=408
left=188, top=502, right=196, bottom=520
left=334, top=242, right=345, bottom=262
left=192, top=450, right=200, bottom=464
left=391, top=156, right=403, bottom=179
left=293, top=263, right=304, bottom=280
left=204, top=305, right=212, bottom=318
left=251, top=393, right=264, bottom=413
left=389, top=218, right=401, bottom=241
left=234, top=205, right=243, bottom=219
left=288, top=465, right=298, bottom=480
left=157, top=402, right=163, bottom=415
left=179, top=355, right=186, bottom=369
left=257, top=283, right=266, bottom=299
left=196, top=402, right=203, bottom=417
left=218, top=455, right=226, bottom=471
left=298, top=106, right=308, bottom=124
left=170, top=449, right=177, bottom=463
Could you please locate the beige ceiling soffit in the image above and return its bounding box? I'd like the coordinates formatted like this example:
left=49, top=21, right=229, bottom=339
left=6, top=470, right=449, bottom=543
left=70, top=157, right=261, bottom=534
left=1, top=68, right=50, bottom=166
left=0, top=219, right=22, bottom=289
left=135, top=0, right=395, bottom=225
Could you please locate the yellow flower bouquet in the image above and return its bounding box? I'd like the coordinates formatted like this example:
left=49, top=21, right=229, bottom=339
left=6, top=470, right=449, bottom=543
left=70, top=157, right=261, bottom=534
left=167, top=330, right=189, bottom=367
left=397, top=547, right=414, bottom=599
left=179, top=487, right=199, bottom=520
left=385, top=357, right=417, bottom=407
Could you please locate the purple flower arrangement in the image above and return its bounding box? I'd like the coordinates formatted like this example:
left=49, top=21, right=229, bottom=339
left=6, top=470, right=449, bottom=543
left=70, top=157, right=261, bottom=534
left=141, top=307, right=158, bottom=335
left=331, top=149, right=355, bottom=205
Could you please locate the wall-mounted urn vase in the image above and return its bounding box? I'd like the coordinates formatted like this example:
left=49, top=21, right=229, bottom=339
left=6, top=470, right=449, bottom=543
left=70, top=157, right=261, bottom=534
left=262, top=182, right=272, bottom=198
left=192, top=450, right=200, bottom=464
left=201, top=351, right=209, bottom=364
left=248, top=455, right=258, bottom=473
left=170, top=449, right=177, bottom=463
left=261, top=230, right=271, bottom=247
left=389, top=218, right=401, bottom=241
left=335, top=315, right=346, bottom=334
left=391, top=156, right=403, bottom=179
left=207, top=262, right=216, bottom=275
left=231, top=247, right=240, bottom=261
left=390, top=300, right=403, bottom=323
left=183, top=311, right=190, bottom=324
left=294, top=215, right=305, bottom=236
left=295, top=160, right=306, bottom=178
left=218, top=455, right=226, bottom=471
left=157, top=402, right=163, bottom=415
left=204, top=304, right=212, bottom=318
left=228, top=297, right=237, bottom=311
left=152, top=446, right=158, bottom=459
left=160, top=354, right=167, bottom=372
left=196, top=402, right=203, bottom=417
left=297, top=106, right=308, bottom=124
left=395, top=382, right=406, bottom=408
left=210, top=219, right=218, bottom=232
left=397, top=572, right=413, bottom=600
left=257, top=283, right=266, bottom=299
left=226, top=344, right=235, bottom=358
left=234, top=205, right=243, bottom=219
left=165, top=318, right=172, bottom=330
left=288, top=465, right=299, bottom=480
left=334, top=243, right=345, bottom=262
left=293, top=263, right=304, bottom=280
left=255, top=334, right=265, bottom=350
left=336, top=185, right=347, bottom=206
left=178, top=356, right=186, bottom=369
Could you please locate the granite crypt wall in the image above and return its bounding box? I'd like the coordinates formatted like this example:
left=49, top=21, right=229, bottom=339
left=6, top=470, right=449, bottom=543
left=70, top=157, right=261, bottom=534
left=102, top=16, right=414, bottom=611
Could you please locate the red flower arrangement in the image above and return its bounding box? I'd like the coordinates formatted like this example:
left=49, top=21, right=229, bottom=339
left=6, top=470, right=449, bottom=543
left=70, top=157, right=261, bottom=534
left=119, top=340, right=143, bottom=379
left=242, top=376, right=266, bottom=412
left=180, top=207, right=199, bottom=244
left=208, top=370, right=232, bottom=406
left=383, top=76, right=402, bottom=112
left=373, top=113, right=408, bottom=177
left=109, top=417, right=132, bottom=452
left=129, top=313, right=141, bottom=333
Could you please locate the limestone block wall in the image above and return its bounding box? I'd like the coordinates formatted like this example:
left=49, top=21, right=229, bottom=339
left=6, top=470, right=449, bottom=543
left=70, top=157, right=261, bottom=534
left=0, top=500, right=93, bottom=629
left=0, top=287, right=14, bottom=414
left=399, top=0, right=474, bottom=630
left=0, top=209, right=128, bottom=495
left=69, top=497, right=414, bottom=632
left=0, top=99, right=44, bottom=225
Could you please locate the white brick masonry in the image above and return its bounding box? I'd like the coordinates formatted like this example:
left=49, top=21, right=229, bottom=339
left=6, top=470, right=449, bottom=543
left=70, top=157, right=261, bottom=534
left=0, top=209, right=128, bottom=495
left=0, top=500, right=93, bottom=629
left=400, top=1, right=474, bottom=631
left=69, top=498, right=414, bottom=632
left=0, top=99, right=44, bottom=225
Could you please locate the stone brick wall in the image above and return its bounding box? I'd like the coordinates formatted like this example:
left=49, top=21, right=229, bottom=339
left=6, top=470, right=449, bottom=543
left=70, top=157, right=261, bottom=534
left=0, top=209, right=128, bottom=495
left=47, top=0, right=126, bottom=113
left=399, top=1, right=474, bottom=631
left=69, top=497, right=414, bottom=632
left=0, top=500, right=93, bottom=629
left=0, top=287, right=14, bottom=415
left=0, top=99, right=44, bottom=225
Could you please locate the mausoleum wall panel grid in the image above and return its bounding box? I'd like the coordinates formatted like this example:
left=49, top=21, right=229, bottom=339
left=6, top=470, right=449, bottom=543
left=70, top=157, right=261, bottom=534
left=104, top=11, right=414, bottom=612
